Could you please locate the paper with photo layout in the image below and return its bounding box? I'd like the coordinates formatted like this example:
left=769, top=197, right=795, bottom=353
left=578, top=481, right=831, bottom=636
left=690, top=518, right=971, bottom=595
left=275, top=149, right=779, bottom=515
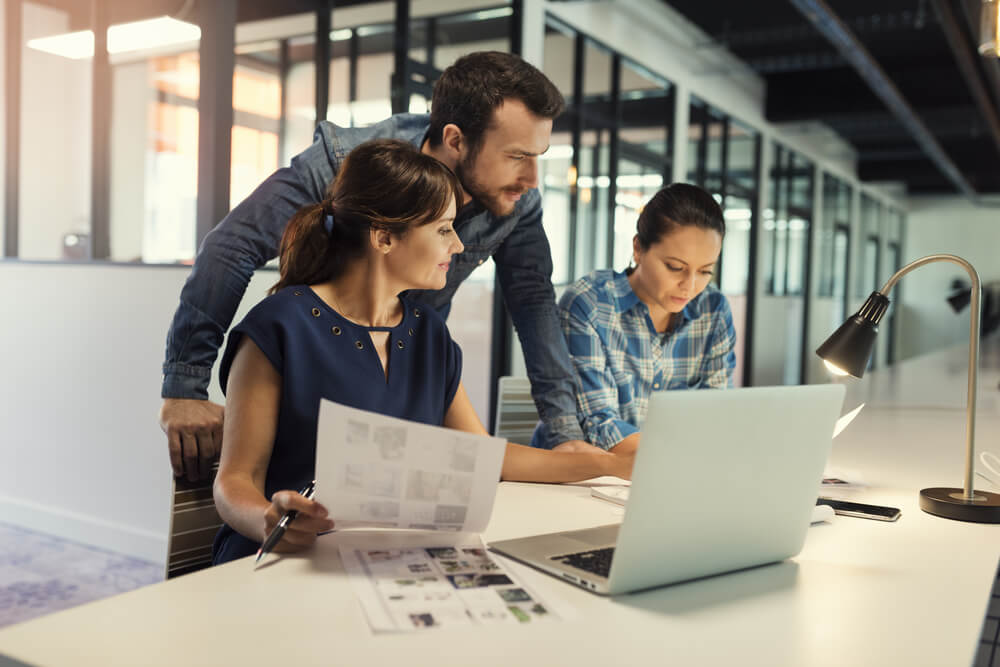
left=315, top=399, right=507, bottom=532
left=337, top=531, right=562, bottom=633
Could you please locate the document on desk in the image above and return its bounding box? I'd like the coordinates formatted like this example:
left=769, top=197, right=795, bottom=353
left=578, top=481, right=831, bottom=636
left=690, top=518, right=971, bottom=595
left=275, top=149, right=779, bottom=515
left=314, top=400, right=507, bottom=532
left=338, top=532, right=565, bottom=632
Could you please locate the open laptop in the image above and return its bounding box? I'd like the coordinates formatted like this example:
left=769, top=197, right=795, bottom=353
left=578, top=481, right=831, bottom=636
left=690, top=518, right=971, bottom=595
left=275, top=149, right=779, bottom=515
left=490, top=384, right=845, bottom=595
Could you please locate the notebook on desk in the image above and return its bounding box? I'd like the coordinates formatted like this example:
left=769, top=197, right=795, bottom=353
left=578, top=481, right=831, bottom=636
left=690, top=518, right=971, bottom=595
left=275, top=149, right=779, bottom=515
left=490, top=384, right=846, bottom=596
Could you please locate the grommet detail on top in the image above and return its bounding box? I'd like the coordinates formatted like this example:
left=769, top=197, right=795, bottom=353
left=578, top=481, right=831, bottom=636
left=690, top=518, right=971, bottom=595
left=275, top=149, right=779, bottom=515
left=311, top=307, right=321, bottom=317
left=414, top=308, right=421, bottom=318
left=396, top=340, right=404, bottom=350
left=331, top=326, right=342, bottom=335
left=355, top=340, right=364, bottom=350
left=293, top=290, right=302, bottom=296
left=408, top=328, right=415, bottom=337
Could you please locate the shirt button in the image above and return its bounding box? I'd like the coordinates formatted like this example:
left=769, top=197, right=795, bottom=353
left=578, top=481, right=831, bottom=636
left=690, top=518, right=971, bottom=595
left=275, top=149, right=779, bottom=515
left=331, top=326, right=341, bottom=335
left=396, top=340, right=404, bottom=349
left=293, top=290, right=302, bottom=296
left=414, top=308, right=421, bottom=318
left=653, top=383, right=661, bottom=389
left=311, top=308, right=321, bottom=317
left=408, top=328, right=415, bottom=337
left=478, top=259, right=484, bottom=265
left=355, top=341, right=363, bottom=350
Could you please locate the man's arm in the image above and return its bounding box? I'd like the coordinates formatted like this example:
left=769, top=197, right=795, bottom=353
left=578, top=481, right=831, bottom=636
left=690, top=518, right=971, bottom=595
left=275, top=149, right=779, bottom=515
left=160, top=130, right=335, bottom=480
left=491, top=191, right=588, bottom=450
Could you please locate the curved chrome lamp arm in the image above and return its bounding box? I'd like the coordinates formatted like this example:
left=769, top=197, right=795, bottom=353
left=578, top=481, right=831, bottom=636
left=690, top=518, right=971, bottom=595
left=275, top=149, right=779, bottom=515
left=880, top=254, right=981, bottom=501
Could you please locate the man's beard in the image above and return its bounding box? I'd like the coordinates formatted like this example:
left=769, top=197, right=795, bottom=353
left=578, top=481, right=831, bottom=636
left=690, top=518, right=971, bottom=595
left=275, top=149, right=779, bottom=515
left=455, top=154, right=520, bottom=218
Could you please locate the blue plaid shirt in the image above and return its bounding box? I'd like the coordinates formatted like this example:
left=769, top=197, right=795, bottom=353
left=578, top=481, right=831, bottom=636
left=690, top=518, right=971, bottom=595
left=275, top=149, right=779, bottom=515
left=561, top=269, right=736, bottom=450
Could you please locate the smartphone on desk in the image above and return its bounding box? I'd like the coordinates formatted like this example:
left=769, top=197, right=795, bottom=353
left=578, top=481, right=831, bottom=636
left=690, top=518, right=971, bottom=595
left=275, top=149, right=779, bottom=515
left=817, top=497, right=901, bottom=522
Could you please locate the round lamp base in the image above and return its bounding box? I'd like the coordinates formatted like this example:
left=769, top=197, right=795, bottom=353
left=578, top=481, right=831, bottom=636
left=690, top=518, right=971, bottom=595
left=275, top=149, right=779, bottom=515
left=919, top=487, right=1000, bottom=523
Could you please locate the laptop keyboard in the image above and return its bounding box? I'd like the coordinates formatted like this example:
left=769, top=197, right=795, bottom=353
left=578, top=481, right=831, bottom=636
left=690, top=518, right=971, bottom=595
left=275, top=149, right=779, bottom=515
left=552, top=547, right=616, bottom=578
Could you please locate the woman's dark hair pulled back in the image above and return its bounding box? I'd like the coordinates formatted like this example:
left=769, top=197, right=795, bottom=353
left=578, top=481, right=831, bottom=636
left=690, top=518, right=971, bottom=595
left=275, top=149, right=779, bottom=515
left=633, top=182, right=726, bottom=256
left=271, top=139, right=462, bottom=294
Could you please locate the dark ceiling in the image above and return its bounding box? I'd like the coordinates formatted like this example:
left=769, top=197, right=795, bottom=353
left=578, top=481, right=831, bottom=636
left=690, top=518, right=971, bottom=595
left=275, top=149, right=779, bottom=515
left=663, top=0, right=1000, bottom=196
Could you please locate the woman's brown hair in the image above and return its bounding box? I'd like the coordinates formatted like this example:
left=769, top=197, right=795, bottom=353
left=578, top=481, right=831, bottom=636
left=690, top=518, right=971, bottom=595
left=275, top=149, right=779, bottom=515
left=271, top=139, right=462, bottom=294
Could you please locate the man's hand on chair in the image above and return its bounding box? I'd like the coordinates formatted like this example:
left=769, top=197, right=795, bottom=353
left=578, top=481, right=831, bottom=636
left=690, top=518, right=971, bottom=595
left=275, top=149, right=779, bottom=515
left=159, top=398, right=225, bottom=482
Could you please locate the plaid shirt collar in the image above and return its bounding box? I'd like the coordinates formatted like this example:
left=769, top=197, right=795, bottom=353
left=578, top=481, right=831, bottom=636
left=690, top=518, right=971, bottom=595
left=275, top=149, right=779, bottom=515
left=607, top=270, right=708, bottom=333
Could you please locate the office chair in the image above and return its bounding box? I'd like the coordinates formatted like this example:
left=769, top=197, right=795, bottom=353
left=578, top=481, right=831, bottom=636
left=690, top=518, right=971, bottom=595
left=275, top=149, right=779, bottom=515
left=165, top=462, right=223, bottom=579
left=493, top=376, right=540, bottom=445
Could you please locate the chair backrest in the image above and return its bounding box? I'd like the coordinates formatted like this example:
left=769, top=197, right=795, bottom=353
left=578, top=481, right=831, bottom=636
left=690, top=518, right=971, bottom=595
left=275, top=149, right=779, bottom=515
left=493, top=376, right=539, bottom=445
left=166, top=463, right=223, bottom=579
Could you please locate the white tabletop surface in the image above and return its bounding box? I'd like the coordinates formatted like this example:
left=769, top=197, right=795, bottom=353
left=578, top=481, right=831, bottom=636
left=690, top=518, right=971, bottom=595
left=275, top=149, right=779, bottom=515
left=1, top=345, right=998, bottom=666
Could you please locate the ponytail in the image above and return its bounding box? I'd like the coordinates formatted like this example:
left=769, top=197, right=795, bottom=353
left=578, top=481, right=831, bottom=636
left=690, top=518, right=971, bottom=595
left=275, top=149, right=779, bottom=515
left=269, top=200, right=363, bottom=294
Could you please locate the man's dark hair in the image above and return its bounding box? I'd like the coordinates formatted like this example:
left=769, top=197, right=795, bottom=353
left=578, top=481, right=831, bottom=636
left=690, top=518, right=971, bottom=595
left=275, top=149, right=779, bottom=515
left=428, top=51, right=564, bottom=154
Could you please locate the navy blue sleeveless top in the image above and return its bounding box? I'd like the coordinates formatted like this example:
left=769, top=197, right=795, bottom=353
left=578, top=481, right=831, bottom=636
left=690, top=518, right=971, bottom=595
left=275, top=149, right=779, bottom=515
left=212, top=285, right=462, bottom=563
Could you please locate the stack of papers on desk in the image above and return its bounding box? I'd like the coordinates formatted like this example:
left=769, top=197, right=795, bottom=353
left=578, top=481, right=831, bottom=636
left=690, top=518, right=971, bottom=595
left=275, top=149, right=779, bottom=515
left=315, top=400, right=563, bottom=632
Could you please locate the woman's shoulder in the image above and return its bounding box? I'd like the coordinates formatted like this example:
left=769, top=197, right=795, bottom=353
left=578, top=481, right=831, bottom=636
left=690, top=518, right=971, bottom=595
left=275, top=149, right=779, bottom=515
left=238, top=285, right=314, bottom=328
left=691, top=283, right=733, bottom=319
left=400, top=297, right=450, bottom=336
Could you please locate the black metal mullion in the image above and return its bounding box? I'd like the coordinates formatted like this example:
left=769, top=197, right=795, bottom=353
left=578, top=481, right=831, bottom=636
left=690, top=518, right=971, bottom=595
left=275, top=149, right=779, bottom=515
left=664, top=85, right=675, bottom=181
left=4, top=0, right=22, bottom=257
left=606, top=53, right=621, bottom=269
left=715, top=115, right=730, bottom=288
left=390, top=0, right=411, bottom=115
left=314, top=1, right=332, bottom=124
left=782, top=151, right=794, bottom=296
left=195, top=0, right=236, bottom=246
left=90, top=0, right=111, bottom=259
left=567, top=32, right=585, bottom=279
left=743, top=133, right=763, bottom=386
left=277, top=39, right=290, bottom=163
left=696, top=104, right=709, bottom=187
left=799, top=163, right=817, bottom=384
left=426, top=17, right=437, bottom=70
left=768, top=145, right=782, bottom=294
left=510, top=0, right=523, bottom=55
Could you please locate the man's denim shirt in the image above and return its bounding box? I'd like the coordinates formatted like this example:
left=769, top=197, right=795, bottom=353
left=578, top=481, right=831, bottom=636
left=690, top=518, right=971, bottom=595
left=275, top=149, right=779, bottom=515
left=162, top=114, right=584, bottom=448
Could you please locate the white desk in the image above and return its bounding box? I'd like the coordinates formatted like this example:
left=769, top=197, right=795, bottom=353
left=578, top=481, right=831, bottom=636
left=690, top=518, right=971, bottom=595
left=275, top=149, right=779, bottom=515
left=1, top=354, right=998, bottom=666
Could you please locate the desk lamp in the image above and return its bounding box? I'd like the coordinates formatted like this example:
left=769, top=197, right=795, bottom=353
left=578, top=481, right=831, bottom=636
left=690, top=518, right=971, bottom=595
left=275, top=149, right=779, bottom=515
left=816, top=253, right=1000, bottom=523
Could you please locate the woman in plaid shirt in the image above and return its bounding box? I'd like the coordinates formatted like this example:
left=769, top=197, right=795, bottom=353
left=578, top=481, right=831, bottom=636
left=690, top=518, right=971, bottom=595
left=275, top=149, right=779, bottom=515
left=548, top=183, right=736, bottom=456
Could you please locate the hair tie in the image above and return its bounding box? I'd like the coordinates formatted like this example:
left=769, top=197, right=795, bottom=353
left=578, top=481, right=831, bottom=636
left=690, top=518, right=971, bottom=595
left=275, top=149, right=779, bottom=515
left=323, top=214, right=335, bottom=237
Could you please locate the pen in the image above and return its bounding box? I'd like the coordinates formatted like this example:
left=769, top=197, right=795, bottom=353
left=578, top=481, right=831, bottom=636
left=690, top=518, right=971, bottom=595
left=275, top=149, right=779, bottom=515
left=255, top=479, right=317, bottom=565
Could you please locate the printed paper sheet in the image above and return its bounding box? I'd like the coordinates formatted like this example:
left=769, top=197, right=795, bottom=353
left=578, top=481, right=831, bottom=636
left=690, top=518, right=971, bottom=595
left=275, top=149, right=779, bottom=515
left=315, top=399, right=507, bottom=532
left=338, top=532, right=561, bottom=632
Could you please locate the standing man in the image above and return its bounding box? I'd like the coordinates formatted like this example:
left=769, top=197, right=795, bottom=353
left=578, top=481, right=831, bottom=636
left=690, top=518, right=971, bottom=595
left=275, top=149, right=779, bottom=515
left=160, top=51, right=594, bottom=481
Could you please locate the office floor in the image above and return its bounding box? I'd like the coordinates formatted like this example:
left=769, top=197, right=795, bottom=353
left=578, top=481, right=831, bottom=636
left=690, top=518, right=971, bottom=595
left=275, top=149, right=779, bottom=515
left=0, top=522, right=163, bottom=629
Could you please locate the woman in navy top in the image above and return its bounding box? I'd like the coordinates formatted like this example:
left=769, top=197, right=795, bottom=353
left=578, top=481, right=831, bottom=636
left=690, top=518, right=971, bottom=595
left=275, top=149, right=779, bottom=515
left=212, top=140, right=635, bottom=564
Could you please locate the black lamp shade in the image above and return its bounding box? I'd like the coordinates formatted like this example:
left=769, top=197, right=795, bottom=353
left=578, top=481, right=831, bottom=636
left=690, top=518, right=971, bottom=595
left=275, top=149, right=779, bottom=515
left=815, top=291, right=890, bottom=379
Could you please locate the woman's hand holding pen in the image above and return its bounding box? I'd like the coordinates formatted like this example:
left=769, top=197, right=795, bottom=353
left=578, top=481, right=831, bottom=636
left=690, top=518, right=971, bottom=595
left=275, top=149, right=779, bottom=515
left=263, top=490, right=335, bottom=552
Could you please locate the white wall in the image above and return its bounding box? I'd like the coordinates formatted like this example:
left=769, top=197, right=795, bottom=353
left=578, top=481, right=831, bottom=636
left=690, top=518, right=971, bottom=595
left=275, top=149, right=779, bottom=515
left=19, top=3, right=92, bottom=260
left=897, top=196, right=1000, bottom=360
left=0, top=263, right=274, bottom=563
left=1, top=0, right=6, bottom=254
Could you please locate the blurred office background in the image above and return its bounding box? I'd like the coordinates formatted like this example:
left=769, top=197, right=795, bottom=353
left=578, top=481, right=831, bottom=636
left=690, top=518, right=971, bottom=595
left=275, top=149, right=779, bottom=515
left=1, top=0, right=999, bottom=568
